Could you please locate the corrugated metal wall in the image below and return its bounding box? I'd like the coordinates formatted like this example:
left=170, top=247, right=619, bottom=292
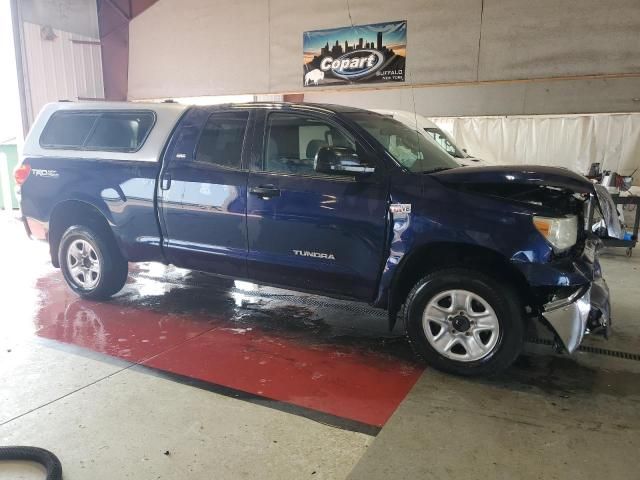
left=22, top=22, right=104, bottom=125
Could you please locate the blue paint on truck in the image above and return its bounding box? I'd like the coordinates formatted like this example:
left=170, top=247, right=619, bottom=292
left=16, top=101, right=617, bottom=376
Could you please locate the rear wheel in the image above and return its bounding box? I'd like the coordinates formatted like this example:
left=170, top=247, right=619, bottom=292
left=404, top=268, right=524, bottom=376
left=59, top=225, right=128, bottom=300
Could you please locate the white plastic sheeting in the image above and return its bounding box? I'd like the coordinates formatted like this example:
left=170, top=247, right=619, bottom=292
left=430, top=114, right=640, bottom=177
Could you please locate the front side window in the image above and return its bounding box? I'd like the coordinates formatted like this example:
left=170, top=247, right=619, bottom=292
left=346, top=112, right=458, bottom=173
left=195, top=111, right=248, bottom=169
left=40, top=111, right=155, bottom=152
left=263, top=113, right=356, bottom=175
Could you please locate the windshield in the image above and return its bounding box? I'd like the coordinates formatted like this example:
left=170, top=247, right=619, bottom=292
left=424, top=127, right=467, bottom=158
left=346, top=112, right=459, bottom=173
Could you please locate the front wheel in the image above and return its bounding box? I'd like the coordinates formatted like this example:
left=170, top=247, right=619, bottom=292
left=59, top=225, right=128, bottom=300
left=404, top=268, right=524, bottom=376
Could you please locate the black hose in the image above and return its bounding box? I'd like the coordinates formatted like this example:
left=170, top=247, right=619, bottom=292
left=0, top=446, right=62, bottom=480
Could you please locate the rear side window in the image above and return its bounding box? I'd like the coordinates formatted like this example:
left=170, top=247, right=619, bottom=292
left=195, top=111, right=248, bottom=169
left=85, top=113, right=155, bottom=151
left=40, top=111, right=156, bottom=152
left=40, top=112, right=99, bottom=148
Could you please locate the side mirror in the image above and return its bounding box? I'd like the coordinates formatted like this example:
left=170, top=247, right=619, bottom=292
left=462, top=148, right=468, bottom=153
left=314, top=146, right=375, bottom=176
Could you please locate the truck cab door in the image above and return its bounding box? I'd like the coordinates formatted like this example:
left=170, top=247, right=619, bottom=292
left=246, top=109, right=389, bottom=301
left=158, top=108, right=251, bottom=277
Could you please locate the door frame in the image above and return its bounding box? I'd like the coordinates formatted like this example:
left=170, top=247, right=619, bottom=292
left=245, top=106, right=392, bottom=301
left=156, top=106, right=256, bottom=267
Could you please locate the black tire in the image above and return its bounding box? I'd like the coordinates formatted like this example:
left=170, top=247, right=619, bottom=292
left=404, top=268, right=524, bottom=376
left=58, top=225, right=128, bottom=300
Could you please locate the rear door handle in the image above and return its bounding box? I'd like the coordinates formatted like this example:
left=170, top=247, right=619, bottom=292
left=249, top=185, right=280, bottom=198
left=161, top=174, right=172, bottom=190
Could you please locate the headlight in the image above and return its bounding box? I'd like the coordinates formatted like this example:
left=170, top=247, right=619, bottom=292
left=533, top=215, right=578, bottom=252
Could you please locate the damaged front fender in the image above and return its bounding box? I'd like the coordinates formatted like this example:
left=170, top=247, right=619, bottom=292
left=593, top=184, right=624, bottom=239
left=432, top=165, right=625, bottom=241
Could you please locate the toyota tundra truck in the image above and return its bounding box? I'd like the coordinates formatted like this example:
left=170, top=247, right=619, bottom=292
left=15, top=101, right=620, bottom=376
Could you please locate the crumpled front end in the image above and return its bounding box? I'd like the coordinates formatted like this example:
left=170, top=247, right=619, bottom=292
left=430, top=164, right=620, bottom=353
left=541, top=237, right=611, bottom=353
left=540, top=185, right=620, bottom=353
left=592, top=184, right=624, bottom=239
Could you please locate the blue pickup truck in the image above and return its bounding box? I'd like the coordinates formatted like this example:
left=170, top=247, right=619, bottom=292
left=15, top=101, right=620, bottom=376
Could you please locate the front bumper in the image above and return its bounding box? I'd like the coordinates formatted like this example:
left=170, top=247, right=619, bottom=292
left=541, top=242, right=611, bottom=353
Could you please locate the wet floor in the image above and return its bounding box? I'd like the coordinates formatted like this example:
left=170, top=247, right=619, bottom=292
left=1, top=214, right=422, bottom=429
left=2, top=212, right=640, bottom=479
left=2, top=212, right=639, bottom=430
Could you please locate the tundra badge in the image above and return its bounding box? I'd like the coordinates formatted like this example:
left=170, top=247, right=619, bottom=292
left=293, top=250, right=336, bottom=260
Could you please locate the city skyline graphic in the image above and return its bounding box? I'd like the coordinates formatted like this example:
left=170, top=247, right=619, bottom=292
left=303, top=20, right=406, bottom=86
left=304, top=20, right=406, bottom=52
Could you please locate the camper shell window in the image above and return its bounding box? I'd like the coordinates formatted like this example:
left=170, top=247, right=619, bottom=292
left=40, top=110, right=156, bottom=153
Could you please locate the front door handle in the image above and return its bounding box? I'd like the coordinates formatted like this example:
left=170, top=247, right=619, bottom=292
left=161, top=174, right=172, bottom=190
left=249, top=185, right=280, bottom=198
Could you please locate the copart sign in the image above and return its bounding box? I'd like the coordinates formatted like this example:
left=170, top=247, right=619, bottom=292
left=303, top=20, right=406, bottom=87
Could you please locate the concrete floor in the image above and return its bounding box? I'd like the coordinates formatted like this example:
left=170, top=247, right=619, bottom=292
left=1, top=212, right=639, bottom=479
left=349, top=359, right=640, bottom=479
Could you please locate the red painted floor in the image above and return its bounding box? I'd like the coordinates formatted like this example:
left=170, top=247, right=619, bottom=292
left=146, top=328, right=421, bottom=426
left=30, top=267, right=423, bottom=427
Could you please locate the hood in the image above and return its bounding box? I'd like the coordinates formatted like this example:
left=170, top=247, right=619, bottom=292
left=458, top=156, right=490, bottom=167
left=431, top=165, right=623, bottom=239
left=431, top=165, right=594, bottom=194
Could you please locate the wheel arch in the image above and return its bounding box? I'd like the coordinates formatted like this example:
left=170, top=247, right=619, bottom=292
left=48, top=200, right=123, bottom=268
left=387, top=242, right=531, bottom=330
